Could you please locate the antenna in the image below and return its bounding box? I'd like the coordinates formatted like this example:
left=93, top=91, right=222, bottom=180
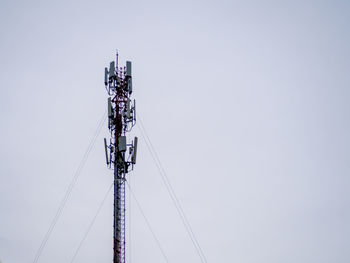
left=132, top=137, right=138, bottom=164
left=126, top=98, right=131, bottom=119
left=127, top=78, right=132, bottom=94
left=133, top=99, right=136, bottom=122
left=126, top=61, right=132, bottom=77
left=116, top=50, right=119, bottom=70
left=104, top=138, right=109, bottom=165
left=109, top=61, right=115, bottom=79
left=104, top=67, right=108, bottom=86
left=103, top=52, right=137, bottom=263
left=108, top=97, right=113, bottom=118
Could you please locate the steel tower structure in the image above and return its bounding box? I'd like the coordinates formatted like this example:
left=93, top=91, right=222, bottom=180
left=104, top=52, right=137, bottom=263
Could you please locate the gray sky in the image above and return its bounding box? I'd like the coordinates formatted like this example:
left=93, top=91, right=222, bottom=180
left=1, top=0, right=350, bottom=262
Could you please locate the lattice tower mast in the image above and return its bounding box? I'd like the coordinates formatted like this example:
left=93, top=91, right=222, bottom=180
left=104, top=52, right=138, bottom=263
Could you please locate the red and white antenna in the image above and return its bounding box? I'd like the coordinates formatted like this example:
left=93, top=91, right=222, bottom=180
left=104, top=51, right=137, bottom=263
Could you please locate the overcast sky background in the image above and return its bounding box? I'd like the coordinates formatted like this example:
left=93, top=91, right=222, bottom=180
left=1, top=0, right=350, bottom=262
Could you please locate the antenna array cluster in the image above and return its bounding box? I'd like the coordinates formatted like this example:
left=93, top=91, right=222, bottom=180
left=104, top=55, right=137, bottom=172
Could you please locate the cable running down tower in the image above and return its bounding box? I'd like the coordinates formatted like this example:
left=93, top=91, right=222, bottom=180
left=104, top=52, right=137, bottom=263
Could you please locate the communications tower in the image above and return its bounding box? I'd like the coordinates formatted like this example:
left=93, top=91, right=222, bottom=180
left=103, top=52, right=137, bottom=263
